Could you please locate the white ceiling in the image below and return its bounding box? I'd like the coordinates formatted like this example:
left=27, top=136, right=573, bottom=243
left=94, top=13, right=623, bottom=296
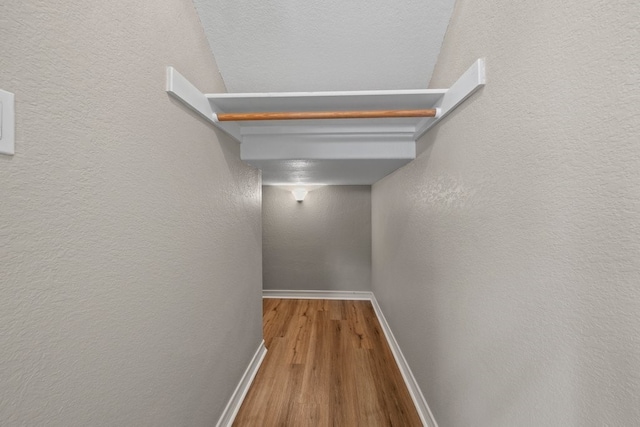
left=193, top=0, right=456, bottom=93
left=192, top=0, right=457, bottom=184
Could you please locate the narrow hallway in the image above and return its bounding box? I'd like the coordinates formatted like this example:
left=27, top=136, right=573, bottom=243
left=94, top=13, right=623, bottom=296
left=2, top=1, right=638, bottom=426
left=233, top=299, right=422, bottom=426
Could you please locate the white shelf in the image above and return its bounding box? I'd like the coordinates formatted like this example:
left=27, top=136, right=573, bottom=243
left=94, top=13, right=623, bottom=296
left=206, top=89, right=446, bottom=112
left=166, top=59, right=485, bottom=185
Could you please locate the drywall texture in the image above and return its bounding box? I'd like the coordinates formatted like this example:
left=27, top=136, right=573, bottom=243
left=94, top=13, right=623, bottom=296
left=0, top=2, right=263, bottom=426
left=192, top=0, right=455, bottom=92
left=263, top=186, right=371, bottom=291
left=372, top=1, right=640, bottom=426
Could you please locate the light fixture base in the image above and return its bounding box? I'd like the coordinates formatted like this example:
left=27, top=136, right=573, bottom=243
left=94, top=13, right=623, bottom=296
left=292, top=188, right=308, bottom=202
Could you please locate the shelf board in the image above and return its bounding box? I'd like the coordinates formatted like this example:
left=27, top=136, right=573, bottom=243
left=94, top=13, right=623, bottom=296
left=166, top=59, right=485, bottom=185
left=206, top=89, right=446, bottom=113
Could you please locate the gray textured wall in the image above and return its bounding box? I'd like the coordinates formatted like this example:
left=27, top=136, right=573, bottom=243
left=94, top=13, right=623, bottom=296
left=263, top=186, right=371, bottom=291
left=0, top=1, right=263, bottom=425
left=372, top=0, right=640, bottom=425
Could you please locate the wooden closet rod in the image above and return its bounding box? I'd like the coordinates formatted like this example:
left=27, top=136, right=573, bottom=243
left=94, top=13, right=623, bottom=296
left=215, top=109, right=438, bottom=122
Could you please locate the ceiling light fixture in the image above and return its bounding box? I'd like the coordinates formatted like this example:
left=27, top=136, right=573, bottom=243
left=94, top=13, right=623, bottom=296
left=292, top=188, right=308, bottom=202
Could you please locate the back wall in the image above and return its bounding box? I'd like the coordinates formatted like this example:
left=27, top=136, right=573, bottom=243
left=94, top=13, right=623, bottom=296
left=263, top=186, right=371, bottom=292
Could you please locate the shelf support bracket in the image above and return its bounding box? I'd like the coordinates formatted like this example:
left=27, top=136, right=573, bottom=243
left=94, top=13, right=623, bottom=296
left=165, top=67, right=242, bottom=141
left=413, top=58, right=486, bottom=140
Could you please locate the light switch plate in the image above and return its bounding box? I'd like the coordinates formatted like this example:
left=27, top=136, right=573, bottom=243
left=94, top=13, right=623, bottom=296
left=0, top=89, right=15, bottom=155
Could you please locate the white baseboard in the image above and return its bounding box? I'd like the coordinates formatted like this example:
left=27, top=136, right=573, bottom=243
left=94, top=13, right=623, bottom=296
left=262, top=289, right=373, bottom=300
left=370, top=295, right=438, bottom=427
left=216, top=340, right=267, bottom=427
left=263, top=289, right=438, bottom=427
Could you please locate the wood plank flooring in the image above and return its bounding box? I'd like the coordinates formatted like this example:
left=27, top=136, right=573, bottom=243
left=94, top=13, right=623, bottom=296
left=233, top=299, right=422, bottom=426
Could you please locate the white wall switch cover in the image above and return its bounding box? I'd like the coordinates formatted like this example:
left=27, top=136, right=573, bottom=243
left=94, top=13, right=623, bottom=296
left=0, top=89, right=15, bottom=155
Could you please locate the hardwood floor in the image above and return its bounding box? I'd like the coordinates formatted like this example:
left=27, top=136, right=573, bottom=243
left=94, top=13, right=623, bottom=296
left=233, top=299, right=422, bottom=426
